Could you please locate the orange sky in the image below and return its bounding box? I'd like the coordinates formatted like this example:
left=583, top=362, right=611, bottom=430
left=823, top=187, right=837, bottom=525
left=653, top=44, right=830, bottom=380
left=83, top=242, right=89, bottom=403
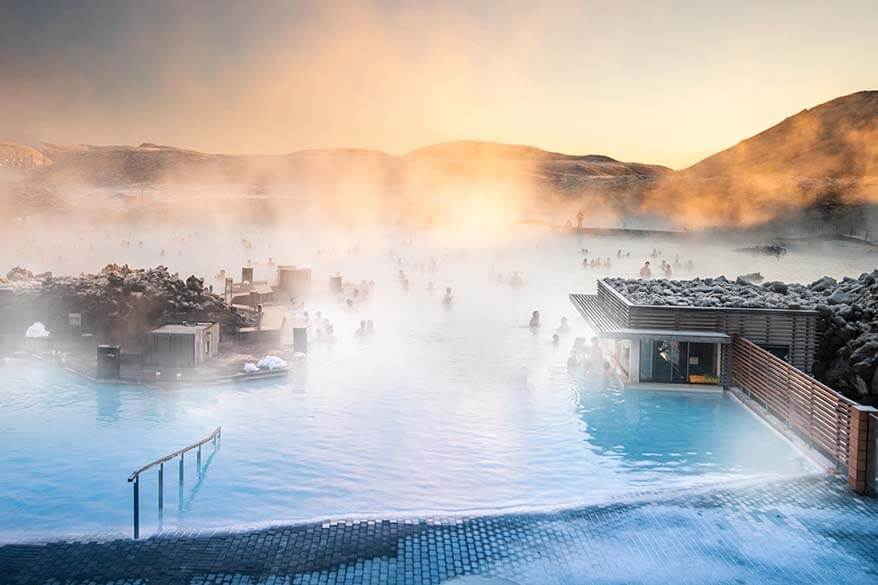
left=1, top=0, right=876, bottom=169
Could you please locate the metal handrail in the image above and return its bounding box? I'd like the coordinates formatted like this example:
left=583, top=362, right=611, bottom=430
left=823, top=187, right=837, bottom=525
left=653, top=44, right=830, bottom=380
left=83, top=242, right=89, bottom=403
left=127, top=426, right=221, bottom=538
left=128, top=427, right=221, bottom=482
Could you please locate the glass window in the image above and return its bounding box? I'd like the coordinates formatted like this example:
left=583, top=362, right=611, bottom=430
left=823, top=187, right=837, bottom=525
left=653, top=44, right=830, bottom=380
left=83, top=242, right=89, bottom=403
left=639, top=339, right=654, bottom=382
left=639, top=339, right=719, bottom=384
left=687, top=342, right=719, bottom=384
left=640, top=339, right=686, bottom=383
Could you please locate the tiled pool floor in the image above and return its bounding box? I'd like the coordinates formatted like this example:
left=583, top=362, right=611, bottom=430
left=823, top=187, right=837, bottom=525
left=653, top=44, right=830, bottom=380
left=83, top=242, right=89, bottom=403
left=2, top=474, right=876, bottom=585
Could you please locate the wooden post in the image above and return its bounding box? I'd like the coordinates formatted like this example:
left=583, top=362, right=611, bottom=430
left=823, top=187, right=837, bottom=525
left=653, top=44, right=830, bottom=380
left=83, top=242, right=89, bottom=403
left=869, top=412, right=878, bottom=496
left=224, top=277, right=234, bottom=304
left=848, top=405, right=877, bottom=494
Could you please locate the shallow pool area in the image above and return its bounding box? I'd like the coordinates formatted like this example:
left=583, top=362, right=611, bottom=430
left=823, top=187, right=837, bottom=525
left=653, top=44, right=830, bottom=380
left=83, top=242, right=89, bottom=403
left=0, top=361, right=813, bottom=541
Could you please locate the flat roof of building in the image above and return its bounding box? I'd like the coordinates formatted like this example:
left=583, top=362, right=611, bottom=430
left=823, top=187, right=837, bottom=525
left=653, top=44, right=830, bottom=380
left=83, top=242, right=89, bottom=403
left=149, top=322, right=215, bottom=335
left=599, top=328, right=731, bottom=344
left=569, top=293, right=618, bottom=333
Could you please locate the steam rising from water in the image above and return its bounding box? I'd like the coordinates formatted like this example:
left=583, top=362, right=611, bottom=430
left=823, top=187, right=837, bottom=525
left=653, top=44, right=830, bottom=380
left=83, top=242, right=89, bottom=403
left=3, top=224, right=843, bottom=539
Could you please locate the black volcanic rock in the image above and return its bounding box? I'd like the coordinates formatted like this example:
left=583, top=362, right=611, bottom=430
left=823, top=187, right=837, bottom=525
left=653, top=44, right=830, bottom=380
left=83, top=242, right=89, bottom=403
left=0, top=264, right=254, bottom=347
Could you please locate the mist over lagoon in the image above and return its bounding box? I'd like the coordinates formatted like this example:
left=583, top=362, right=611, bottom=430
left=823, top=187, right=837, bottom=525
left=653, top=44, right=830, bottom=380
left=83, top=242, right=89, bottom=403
left=3, top=2, right=878, bottom=583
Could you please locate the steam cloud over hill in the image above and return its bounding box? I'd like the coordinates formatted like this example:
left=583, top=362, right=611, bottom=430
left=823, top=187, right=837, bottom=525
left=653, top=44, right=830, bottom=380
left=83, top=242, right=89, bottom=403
left=2, top=91, right=877, bottom=231
left=645, top=91, right=878, bottom=228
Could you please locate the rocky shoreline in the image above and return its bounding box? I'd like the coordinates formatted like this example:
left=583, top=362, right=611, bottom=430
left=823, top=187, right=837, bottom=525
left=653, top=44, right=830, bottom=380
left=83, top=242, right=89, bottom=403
left=0, top=264, right=255, bottom=348
left=607, top=273, right=878, bottom=401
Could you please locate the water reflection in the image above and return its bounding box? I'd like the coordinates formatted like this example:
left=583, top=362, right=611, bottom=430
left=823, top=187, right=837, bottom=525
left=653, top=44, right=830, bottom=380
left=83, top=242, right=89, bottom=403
left=95, top=387, right=121, bottom=422
left=575, top=386, right=803, bottom=477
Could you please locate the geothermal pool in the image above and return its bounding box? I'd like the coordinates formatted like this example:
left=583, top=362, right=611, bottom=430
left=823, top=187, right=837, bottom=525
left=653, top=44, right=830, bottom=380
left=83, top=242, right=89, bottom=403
left=1, top=226, right=875, bottom=540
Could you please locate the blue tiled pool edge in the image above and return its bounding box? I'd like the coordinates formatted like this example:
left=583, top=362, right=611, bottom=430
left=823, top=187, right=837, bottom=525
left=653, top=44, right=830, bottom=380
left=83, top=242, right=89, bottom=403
left=2, top=474, right=877, bottom=585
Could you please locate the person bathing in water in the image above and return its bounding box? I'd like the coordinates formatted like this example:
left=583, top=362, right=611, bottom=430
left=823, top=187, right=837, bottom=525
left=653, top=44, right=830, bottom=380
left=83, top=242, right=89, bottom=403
left=443, top=287, right=454, bottom=304
left=556, top=316, right=571, bottom=333
left=529, top=310, right=540, bottom=327
left=509, top=271, right=523, bottom=287
left=567, top=337, right=587, bottom=368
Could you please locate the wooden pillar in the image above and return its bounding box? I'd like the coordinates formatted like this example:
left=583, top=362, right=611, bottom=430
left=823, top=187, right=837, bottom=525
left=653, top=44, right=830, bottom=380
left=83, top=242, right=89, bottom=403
left=848, top=405, right=877, bottom=494
left=870, top=412, right=878, bottom=496
left=224, top=277, right=234, bottom=304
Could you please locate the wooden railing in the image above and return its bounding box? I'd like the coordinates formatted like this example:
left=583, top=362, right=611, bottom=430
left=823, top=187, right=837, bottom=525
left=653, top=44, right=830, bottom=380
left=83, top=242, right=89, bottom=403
left=731, top=336, right=853, bottom=468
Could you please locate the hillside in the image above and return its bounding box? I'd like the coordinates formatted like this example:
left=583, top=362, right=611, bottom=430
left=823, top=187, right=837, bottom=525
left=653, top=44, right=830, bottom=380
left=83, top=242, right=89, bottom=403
left=409, top=140, right=670, bottom=177
left=635, top=91, right=878, bottom=228
left=684, top=91, right=878, bottom=178
left=7, top=91, right=878, bottom=228
left=410, top=140, right=580, bottom=161
left=18, top=140, right=667, bottom=190
left=0, top=141, right=51, bottom=169
left=34, top=143, right=234, bottom=186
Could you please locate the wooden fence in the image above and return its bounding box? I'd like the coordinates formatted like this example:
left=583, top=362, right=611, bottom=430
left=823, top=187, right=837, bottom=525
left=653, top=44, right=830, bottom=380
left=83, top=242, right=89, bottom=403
left=732, top=335, right=876, bottom=493
left=732, top=335, right=852, bottom=465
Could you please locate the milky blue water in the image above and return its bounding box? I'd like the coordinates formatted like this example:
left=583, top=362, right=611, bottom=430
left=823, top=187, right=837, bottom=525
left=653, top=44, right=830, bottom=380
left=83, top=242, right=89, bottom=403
left=0, top=356, right=811, bottom=542
left=2, top=227, right=858, bottom=541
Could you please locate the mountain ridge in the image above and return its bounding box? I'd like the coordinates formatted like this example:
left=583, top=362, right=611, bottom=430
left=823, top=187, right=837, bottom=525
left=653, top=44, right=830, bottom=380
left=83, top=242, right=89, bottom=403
left=3, top=90, right=878, bottom=229
left=5, top=90, right=878, bottom=183
left=684, top=90, right=878, bottom=178
left=6, top=139, right=670, bottom=187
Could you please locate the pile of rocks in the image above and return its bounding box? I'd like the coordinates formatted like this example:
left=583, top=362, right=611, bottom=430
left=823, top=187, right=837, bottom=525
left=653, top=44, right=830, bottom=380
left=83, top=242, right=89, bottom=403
left=0, top=264, right=255, bottom=345
left=811, top=272, right=878, bottom=399
left=736, top=243, right=787, bottom=258
left=606, top=275, right=819, bottom=309
left=607, top=272, right=878, bottom=401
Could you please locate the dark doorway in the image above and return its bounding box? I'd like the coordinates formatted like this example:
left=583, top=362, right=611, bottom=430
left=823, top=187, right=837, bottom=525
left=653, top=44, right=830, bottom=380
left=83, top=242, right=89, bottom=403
left=639, top=339, right=719, bottom=384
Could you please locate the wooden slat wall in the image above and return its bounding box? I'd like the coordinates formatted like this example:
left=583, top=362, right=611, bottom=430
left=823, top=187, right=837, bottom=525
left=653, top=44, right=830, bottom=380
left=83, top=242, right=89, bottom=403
left=569, top=294, right=626, bottom=333
left=207, top=322, right=220, bottom=359
left=732, top=335, right=853, bottom=468
left=144, top=332, right=196, bottom=368
left=596, top=282, right=630, bottom=327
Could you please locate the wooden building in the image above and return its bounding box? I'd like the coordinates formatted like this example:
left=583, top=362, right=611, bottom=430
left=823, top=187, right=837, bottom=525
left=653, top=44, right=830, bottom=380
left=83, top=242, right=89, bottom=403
left=143, top=322, right=219, bottom=369
left=231, top=283, right=275, bottom=308
left=570, top=279, right=819, bottom=388
left=277, top=266, right=312, bottom=298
